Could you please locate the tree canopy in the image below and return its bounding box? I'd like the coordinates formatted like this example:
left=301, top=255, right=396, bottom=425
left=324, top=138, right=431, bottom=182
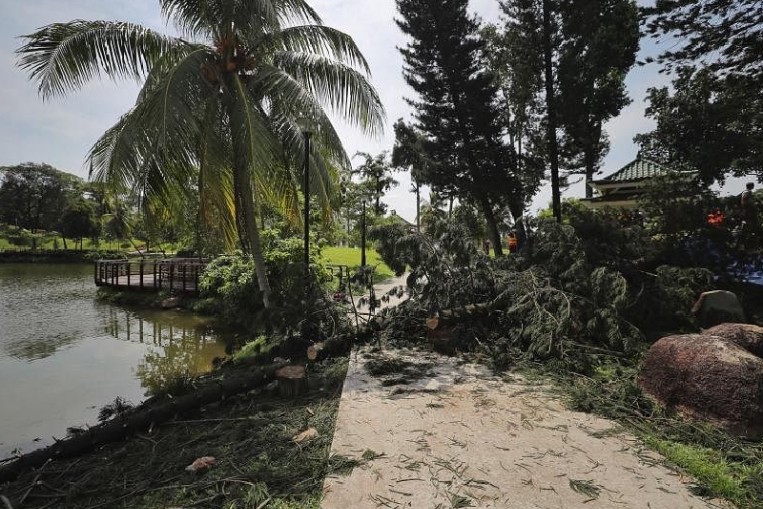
left=638, top=0, right=763, bottom=184
left=395, top=0, right=520, bottom=255
left=0, top=162, right=82, bottom=232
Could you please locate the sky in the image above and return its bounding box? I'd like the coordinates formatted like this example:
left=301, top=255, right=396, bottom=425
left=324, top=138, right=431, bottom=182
left=0, top=1, right=744, bottom=223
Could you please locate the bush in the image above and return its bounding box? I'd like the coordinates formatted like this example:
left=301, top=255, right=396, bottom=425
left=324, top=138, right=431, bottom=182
left=198, top=231, right=342, bottom=336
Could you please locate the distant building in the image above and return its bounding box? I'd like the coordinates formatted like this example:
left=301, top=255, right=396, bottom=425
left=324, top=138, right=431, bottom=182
left=581, top=155, right=695, bottom=209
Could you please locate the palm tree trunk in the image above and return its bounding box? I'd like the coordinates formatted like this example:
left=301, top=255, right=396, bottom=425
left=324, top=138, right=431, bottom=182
left=233, top=164, right=272, bottom=308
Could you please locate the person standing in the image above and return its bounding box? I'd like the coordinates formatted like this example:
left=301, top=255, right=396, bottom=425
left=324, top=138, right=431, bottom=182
left=740, top=182, right=759, bottom=247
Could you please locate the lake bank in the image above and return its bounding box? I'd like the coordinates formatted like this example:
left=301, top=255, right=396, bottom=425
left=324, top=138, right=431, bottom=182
left=0, top=264, right=232, bottom=459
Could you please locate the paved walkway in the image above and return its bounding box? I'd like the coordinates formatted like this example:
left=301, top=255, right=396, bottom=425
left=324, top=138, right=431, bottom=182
left=349, top=272, right=409, bottom=317
left=322, top=349, right=729, bottom=509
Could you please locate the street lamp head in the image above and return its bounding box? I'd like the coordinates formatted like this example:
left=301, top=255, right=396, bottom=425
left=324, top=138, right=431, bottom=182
left=296, top=115, right=319, bottom=135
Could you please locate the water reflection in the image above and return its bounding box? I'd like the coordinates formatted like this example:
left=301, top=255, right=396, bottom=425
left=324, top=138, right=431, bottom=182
left=0, top=264, right=230, bottom=458
left=102, top=307, right=228, bottom=394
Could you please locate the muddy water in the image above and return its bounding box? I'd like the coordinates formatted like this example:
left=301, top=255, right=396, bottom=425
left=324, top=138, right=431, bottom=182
left=0, top=263, right=229, bottom=458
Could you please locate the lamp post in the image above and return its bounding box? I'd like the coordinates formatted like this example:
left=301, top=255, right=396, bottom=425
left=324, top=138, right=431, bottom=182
left=296, top=117, right=317, bottom=298
left=360, top=199, right=367, bottom=267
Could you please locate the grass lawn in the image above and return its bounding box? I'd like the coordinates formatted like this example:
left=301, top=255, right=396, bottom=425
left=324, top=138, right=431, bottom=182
left=320, top=246, right=395, bottom=282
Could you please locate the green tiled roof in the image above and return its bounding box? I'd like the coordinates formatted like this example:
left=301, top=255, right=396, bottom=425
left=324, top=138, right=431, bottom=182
left=597, top=157, right=677, bottom=183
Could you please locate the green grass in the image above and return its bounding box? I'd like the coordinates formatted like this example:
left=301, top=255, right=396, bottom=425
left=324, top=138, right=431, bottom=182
left=644, top=437, right=744, bottom=500
left=559, top=365, right=763, bottom=508
left=320, top=246, right=395, bottom=281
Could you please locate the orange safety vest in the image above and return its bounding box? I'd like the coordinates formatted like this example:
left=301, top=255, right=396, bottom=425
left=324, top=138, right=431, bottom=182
left=508, top=234, right=518, bottom=251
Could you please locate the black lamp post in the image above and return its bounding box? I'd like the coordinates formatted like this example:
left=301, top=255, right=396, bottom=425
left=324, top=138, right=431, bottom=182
left=297, top=117, right=317, bottom=296
left=360, top=199, right=367, bottom=267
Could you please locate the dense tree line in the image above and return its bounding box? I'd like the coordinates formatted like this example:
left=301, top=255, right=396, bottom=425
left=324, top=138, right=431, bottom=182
left=394, top=0, right=639, bottom=232
left=638, top=0, right=763, bottom=184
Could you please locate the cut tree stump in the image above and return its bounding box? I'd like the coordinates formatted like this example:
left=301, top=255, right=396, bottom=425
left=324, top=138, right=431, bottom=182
left=307, top=342, right=325, bottom=361
left=426, top=316, right=456, bottom=354
left=276, top=365, right=307, bottom=398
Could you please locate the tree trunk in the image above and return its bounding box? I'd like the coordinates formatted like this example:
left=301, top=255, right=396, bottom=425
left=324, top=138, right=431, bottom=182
left=543, top=0, right=562, bottom=223
left=415, top=182, right=421, bottom=233
left=275, top=365, right=307, bottom=398
left=375, top=175, right=382, bottom=216
left=0, top=364, right=279, bottom=484
left=508, top=198, right=527, bottom=250
left=479, top=197, right=504, bottom=257
left=584, top=123, right=602, bottom=199
left=233, top=164, right=272, bottom=308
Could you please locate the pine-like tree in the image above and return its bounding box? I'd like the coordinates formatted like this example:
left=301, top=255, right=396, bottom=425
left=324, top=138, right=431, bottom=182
left=395, top=0, right=520, bottom=255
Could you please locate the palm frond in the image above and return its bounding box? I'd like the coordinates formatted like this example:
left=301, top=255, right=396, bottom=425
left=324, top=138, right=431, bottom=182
left=160, top=0, right=220, bottom=39
left=270, top=51, right=386, bottom=137
left=227, top=73, right=283, bottom=210
left=89, top=48, right=215, bottom=207
left=17, top=20, right=185, bottom=98
left=259, top=25, right=371, bottom=74
left=250, top=63, right=350, bottom=165
left=273, top=0, right=323, bottom=26
left=198, top=94, right=237, bottom=250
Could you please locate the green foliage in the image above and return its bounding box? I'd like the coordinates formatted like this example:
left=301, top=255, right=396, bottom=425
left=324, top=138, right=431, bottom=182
left=198, top=232, right=343, bottom=336
left=372, top=213, right=715, bottom=373
left=368, top=221, right=409, bottom=276
left=0, top=162, right=83, bottom=232
left=351, top=152, right=399, bottom=216
left=642, top=0, right=763, bottom=81
left=636, top=67, right=763, bottom=184
left=231, top=335, right=276, bottom=363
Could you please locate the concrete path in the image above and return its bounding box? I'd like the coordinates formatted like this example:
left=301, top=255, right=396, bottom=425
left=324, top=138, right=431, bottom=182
left=322, top=348, right=729, bottom=509
left=350, top=272, right=409, bottom=316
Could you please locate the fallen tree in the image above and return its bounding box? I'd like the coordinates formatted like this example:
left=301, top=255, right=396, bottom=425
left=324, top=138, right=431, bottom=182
left=0, top=364, right=280, bottom=484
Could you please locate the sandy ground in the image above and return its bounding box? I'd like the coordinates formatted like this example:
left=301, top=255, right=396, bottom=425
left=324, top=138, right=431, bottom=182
left=321, top=348, right=729, bottom=509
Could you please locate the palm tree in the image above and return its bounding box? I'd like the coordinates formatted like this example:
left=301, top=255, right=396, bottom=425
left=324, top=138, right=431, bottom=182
left=17, top=0, right=386, bottom=307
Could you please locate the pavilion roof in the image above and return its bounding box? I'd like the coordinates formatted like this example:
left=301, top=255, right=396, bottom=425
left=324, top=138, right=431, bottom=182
left=592, top=156, right=687, bottom=185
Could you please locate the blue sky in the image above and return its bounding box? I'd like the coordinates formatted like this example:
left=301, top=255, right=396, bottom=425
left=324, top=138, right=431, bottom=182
left=0, top=0, right=735, bottom=222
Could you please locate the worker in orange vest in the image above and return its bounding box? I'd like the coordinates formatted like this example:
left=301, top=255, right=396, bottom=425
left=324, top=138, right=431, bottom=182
left=707, top=208, right=724, bottom=227
left=508, top=231, right=518, bottom=253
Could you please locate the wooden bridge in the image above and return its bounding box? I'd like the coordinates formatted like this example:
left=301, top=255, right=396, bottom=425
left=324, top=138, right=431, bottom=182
left=94, top=258, right=208, bottom=295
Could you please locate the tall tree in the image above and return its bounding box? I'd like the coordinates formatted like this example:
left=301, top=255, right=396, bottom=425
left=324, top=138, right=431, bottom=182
left=635, top=67, right=763, bottom=185
left=59, top=198, right=98, bottom=250
left=480, top=24, right=544, bottom=243
left=396, top=0, right=520, bottom=255
left=17, top=0, right=385, bottom=307
left=500, top=0, right=639, bottom=213
left=541, top=0, right=562, bottom=222
left=352, top=152, right=398, bottom=216
left=0, top=163, right=82, bottom=232
left=392, top=119, right=431, bottom=232
left=556, top=0, right=639, bottom=198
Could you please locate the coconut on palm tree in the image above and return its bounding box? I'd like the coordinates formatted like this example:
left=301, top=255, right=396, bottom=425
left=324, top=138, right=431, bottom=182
left=17, top=0, right=386, bottom=307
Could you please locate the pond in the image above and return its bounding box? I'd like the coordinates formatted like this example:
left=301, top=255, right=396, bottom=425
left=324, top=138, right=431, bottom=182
left=0, top=263, right=231, bottom=459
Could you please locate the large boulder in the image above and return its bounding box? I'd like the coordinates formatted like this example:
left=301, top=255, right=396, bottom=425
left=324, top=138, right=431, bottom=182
left=691, top=290, right=745, bottom=327
left=704, top=322, right=763, bottom=357
left=638, top=333, right=763, bottom=439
